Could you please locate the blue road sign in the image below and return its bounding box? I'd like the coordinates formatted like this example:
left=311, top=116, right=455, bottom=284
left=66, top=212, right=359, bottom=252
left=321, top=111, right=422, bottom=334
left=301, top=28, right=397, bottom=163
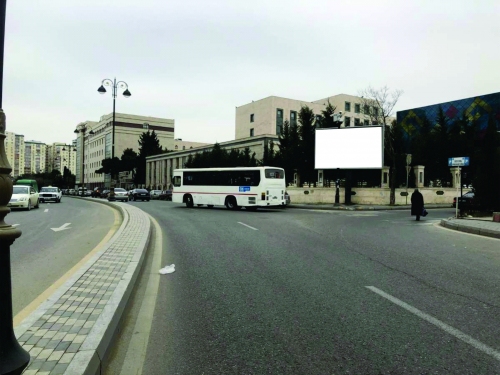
left=239, top=186, right=250, bottom=192
left=448, top=157, right=470, bottom=167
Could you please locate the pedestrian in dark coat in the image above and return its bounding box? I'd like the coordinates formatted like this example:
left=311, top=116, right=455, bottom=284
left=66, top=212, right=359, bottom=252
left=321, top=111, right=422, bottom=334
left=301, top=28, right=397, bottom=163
left=411, top=188, right=424, bottom=221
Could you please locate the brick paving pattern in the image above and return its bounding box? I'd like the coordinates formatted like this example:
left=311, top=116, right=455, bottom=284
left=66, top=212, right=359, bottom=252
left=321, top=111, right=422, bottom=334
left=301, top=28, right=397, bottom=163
left=17, top=203, right=150, bottom=375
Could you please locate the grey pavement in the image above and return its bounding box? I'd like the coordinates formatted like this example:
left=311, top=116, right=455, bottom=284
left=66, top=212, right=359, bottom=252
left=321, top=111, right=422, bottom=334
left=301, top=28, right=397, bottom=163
left=289, top=203, right=500, bottom=239
left=14, top=199, right=151, bottom=375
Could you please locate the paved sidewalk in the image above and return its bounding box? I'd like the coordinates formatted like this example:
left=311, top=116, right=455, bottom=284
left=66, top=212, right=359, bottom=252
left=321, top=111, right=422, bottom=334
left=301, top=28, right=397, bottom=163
left=14, top=200, right=151, bottom=375
left=288, top=203, right=451, bottom=211
left=440, top=217, right=500, bottom=239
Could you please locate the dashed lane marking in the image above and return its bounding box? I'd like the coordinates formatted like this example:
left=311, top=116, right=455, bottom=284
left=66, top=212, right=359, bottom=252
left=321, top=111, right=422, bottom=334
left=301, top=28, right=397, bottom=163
left=238, top=222, right=258, bottom=231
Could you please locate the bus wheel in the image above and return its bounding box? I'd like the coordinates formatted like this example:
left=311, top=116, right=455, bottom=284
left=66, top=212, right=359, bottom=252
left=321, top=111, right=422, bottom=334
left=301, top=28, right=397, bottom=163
left=225, top=196, right=237, bottom=210
left=185, top=195, right=194, bottom=208
left=197, top=204, right=203, bottom=207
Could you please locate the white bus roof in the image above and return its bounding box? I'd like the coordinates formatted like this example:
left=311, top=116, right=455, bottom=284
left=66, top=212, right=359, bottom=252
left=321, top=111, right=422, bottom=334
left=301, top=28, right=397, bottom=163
left=173, top=166, right=283, bottom=172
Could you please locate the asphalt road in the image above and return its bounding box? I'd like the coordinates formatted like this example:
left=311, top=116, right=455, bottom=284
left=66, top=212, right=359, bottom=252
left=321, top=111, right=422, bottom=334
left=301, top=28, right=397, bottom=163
left=9, top=197, right=117, bottom=316
left=106, top=202, right=500, bottom=374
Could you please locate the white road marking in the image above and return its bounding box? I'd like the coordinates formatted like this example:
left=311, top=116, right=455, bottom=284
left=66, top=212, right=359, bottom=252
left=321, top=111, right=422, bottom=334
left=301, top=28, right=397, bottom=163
left=51, top=223, right=71, bottom=232
left=366, top=286, right=500, bottom=362
left=121, top=215, right=163, bottom=374
left=238, top=222, right=258, bottom=230
left=44, top=209, right=49, bottom=213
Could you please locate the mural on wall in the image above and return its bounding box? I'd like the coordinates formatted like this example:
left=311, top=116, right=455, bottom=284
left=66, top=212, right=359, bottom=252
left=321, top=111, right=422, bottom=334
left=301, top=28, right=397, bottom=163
left=397, top=91, right=500, bottom=145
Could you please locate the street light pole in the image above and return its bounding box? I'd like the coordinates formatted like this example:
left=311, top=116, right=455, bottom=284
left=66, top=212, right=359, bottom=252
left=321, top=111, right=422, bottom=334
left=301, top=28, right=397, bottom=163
left=97, top=78, right=131, bottom=188
left=0, top=1, right=31, bottom=374
left=74, top=124, right=94, bottom=197
left=405, top=154, right=412, bottom=205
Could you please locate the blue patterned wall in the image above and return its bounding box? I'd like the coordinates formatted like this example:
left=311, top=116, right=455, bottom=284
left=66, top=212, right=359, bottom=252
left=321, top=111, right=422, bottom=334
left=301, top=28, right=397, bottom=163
left=397, top=92, right=500, bottom=148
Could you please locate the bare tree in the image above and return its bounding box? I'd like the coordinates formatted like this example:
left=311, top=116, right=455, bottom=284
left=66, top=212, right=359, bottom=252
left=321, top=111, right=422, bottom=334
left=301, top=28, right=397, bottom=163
left=358, top=86, right=403, bottom=126
left=358, top=86, right=404, bottom=204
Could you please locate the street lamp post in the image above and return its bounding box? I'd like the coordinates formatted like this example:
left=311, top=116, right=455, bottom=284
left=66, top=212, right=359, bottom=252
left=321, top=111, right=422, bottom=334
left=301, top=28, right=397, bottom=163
left=97, top=78, right=131, bottom=188
left=405, top=154, right=412, bottom=205
left=0, top=1, right=31, bottom=374
left=74, top=124, right=94, bottom=197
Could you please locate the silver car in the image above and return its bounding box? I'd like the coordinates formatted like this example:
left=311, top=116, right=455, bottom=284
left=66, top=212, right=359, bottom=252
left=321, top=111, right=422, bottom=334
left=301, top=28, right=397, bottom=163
left=108, top=188, right=129, bottom=202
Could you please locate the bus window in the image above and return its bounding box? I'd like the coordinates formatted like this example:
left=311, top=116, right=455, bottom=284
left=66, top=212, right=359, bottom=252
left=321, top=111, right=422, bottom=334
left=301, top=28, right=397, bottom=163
left=265, top=169, right=284, bottom=179
left=173, top=176, right=182, bottom=187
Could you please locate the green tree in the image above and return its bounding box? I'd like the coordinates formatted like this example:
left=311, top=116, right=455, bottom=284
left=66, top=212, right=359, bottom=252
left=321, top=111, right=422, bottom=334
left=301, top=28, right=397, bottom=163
left=472, top=115, right=500, bottom=210
left=120, top=148, right=138, bottom=172
left=95, top=157, right=121, bottom=177
left=297, top=106, right=316, bottom=185
left=318, top=100, right=337, bottom=128
left=135, top=130, right=164, bottom=185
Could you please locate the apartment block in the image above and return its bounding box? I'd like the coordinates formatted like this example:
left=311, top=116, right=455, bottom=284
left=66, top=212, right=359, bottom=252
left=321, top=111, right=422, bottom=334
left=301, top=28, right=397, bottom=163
left=24, top=141, right=47, bottom=175
left=46, top=142, right=77, bottom=176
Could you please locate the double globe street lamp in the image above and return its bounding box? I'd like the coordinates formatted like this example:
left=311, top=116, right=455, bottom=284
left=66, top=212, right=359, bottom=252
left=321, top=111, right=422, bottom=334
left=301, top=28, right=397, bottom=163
left=97, top=79, right=131, bottom=187
left=74, top=124, right=94, bottom=197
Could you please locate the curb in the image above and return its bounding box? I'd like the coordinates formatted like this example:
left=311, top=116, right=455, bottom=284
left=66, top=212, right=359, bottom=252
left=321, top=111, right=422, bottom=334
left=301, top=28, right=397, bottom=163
left=287, top=204, right=452, bottom=211
left=439, top=219, right=500, bottom=239
left=15, top=199, right=152, bottom=375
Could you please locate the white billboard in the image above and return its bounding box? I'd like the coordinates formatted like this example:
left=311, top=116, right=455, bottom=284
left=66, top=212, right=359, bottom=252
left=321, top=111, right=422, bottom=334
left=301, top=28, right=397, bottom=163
left=315, top=126, right=383, bottom=169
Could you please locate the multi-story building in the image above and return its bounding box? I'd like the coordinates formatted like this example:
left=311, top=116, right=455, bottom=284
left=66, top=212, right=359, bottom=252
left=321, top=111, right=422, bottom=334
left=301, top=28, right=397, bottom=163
left=74, top=113, right=176, bottom=189
left=9, top=133, right=25, bottom=177
left=46, top=142, right=76, bottom=176
left=24, top=141, right=47, bottom=174
left=235, top=94, right=376, bottom=140
left=5, top=131, right=16, bottom=173
left=146, top=93, right=374, bottom=189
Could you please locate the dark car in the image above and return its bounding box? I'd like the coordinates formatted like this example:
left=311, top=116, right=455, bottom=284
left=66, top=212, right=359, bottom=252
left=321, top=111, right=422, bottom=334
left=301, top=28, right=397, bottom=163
left=130, top=189, right=151, bottom=201
left=453, top=191, right=478, bottom=211
left=101, top=190, right=110, bottom=199
left=159, top=190, right=173, bottom=201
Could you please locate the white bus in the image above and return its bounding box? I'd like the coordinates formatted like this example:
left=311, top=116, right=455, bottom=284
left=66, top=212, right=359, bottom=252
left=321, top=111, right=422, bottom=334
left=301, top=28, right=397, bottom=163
left=172, top=167, right=286, bottom=210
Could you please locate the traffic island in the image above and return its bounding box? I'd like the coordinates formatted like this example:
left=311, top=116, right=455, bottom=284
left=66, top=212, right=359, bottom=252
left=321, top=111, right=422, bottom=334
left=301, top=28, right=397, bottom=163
left=14, top=202, right=151, bottom=375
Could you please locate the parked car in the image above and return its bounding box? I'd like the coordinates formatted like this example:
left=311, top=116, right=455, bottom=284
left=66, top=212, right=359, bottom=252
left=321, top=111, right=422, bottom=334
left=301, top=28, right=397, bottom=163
left=453, top=191, right=478, bottom=211
left=130, top=189, right=151, bottom=201
left=159, top=190, right=173, bottom=201
left=108, top=188, right=130, bottom=202
left=285, top=191, right=291, bottom=205
left=150, top=190, right=162, bottom=199
left=68, top=189, right=76, bottom=195
left=9, top=185, right=40, bottom=210
left=101, top=190, right=110, bottom=199
left=39, top=186, right=62, bottom=203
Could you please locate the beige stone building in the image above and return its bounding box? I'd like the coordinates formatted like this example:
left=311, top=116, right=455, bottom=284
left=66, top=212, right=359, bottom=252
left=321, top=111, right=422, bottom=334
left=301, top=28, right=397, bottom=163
left=74, top=113, right=175, bottom=188
left=145, top=134, right=278, bottom=189
left=46, top=142, right=77, bottom=176
left=24, top=141, right=47, bottom=175
left=5, top=132, right=25, bottom=177
left=235, top=94, right=391, bottom=140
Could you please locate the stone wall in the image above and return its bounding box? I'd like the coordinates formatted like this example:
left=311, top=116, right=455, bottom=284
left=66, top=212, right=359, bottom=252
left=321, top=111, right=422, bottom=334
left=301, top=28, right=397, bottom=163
left=287, top=187, right=459, bottom=205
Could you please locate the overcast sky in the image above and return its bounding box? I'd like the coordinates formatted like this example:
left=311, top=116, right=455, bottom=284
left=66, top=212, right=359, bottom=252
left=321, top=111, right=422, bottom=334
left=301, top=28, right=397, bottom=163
left=4, top=0, right=500, bottom=145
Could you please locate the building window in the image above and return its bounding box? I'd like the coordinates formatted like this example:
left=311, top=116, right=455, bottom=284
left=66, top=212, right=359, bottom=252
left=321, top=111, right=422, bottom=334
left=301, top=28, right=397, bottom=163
left=354, top=118, right=361, bottom=126
left=363, top=105, right=370, bottom=114
left=183, top=146, right=186, bottom=150
left=250, top=128, right=254, bottom=137
left=175, top=145, right=178, bottom=150
left=290, top=111, right=297, bottom=128
left=354, top=104, right=360, bottom=114
left=276, top=108, right=283, bottom=135
left=345, top=117, right=351, bottom=127
left=250, top=114, right=254, bottom=122
left=373, top=107, right=379, bottom=117
left=143, top=123, right=149, bottom=129
left=364, top=119, right=370, bottom=126
left=345, top=102, right=351, bottom=112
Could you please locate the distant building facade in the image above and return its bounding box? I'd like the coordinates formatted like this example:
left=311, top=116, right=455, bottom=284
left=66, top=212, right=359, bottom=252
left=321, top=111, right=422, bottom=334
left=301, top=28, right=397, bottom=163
left=75, top=113, right=175, bottom=188
left=5, top=132, right=25, bottom=177
left=24, top=141, right=47, bottom=175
